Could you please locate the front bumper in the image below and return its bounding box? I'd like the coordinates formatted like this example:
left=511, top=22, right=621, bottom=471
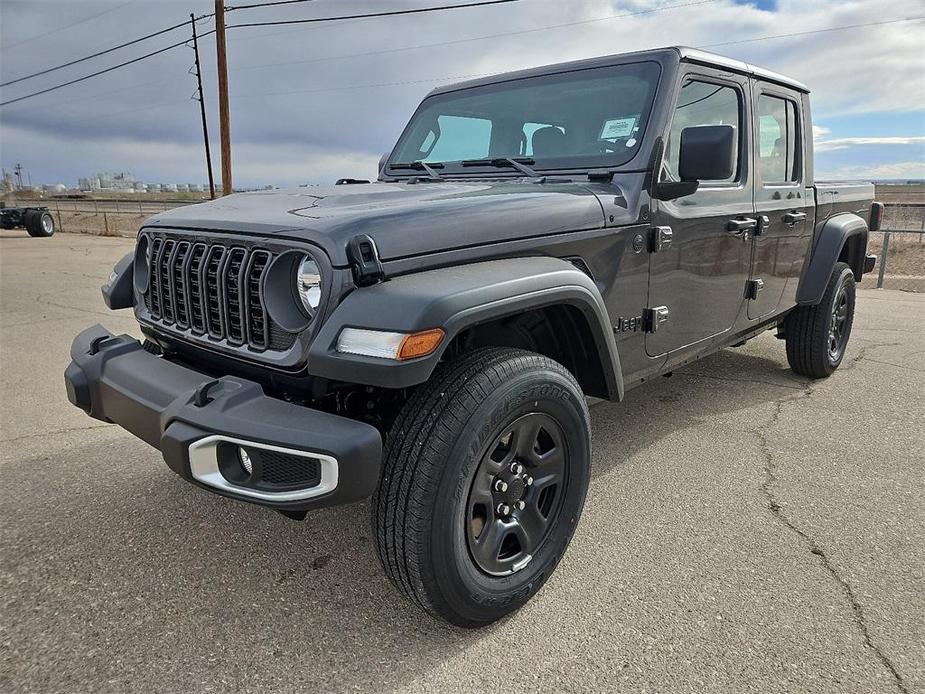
left=64, top=325, right=382, bottom=513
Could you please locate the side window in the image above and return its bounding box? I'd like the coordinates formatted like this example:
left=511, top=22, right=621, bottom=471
left=757, top=94, right=800, bottom=183
left=423, top=115, right=492, bottom=162
left=665, top=79, right=741, bottom=184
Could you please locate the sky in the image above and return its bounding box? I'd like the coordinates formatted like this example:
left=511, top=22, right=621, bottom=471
left=0, top=0, right=923, bottom=188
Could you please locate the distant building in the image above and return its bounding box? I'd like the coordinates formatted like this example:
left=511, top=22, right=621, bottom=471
left=81, top=171, right=140, bottom=192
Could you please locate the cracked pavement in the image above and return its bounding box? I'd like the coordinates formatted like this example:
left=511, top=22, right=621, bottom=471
left=1, top=233, right=923, bottom=693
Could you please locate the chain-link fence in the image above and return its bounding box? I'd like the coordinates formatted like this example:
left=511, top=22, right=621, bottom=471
left=861, top=203, right=925, bottom=292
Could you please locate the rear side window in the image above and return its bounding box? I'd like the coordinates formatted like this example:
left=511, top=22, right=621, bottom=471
left=665, top=79, right=741, bottom=184
left=757, top=95, right=800, bottom=183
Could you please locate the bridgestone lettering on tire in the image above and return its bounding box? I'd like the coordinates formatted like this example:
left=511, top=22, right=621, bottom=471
left=372, top=347, right=591, bottom=626
left=785, top=262, right=856, bottom=378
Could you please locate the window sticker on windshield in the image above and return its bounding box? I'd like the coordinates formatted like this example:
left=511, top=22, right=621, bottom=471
left=600, top=116, right=637, bottom=140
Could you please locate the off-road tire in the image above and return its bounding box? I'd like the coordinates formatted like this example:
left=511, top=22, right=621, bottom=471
left=25, top=210, right=55, bottom=237
left=372, top=347, right=591, bottom=627
left=785, top=262, right=855, bottom=378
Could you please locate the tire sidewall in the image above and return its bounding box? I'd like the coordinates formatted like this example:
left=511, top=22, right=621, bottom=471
left=825, top=265, right=855, bottom=370
left=428, top=363, right=590, bottom=623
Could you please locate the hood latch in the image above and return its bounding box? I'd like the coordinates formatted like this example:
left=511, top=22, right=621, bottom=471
left=347, top=234, right=384, bottom=287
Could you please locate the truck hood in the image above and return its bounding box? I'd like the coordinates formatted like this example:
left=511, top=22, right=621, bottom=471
left=143, top=181, right=614, bottom=266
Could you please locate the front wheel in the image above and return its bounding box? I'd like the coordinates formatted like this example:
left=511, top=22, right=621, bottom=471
left=785, top=262, right=856, bottom=378
left=372, top=347, right=591, bottom=626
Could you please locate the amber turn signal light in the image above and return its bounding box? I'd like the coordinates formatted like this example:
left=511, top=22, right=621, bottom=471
left=397, top=328, right=445, bottom=360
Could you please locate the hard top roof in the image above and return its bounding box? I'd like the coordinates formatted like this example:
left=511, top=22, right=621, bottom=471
left=428, top=46, right=809, bottom=96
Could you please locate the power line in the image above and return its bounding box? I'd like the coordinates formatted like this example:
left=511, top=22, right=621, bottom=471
left=0, top=74, right=179, bottom=112
left=226, top=0, right=320, bottom=9
left=3, top=10, right=922, bottom=112
left=222, top=16, right=925, bottom=100
left=0, top=0, right=517, bottom=97
left=235, top=0, right=720, bottom=73
left=700, top=15, right=924, bottom=48
left=0, top=36, right=213, bottom=108
left=0, top=16, right=213, bottom=88
left=1, top=0, right=140, bottom=51
left=227, top=0, right=520, bottom=29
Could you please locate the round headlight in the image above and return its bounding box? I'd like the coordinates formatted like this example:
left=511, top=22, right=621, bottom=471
left=297, top=256, right=322, bottom=315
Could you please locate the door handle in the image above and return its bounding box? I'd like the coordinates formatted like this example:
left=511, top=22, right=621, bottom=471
left=726, top=217, right=758, bottom=235
left=782, top=211, right=807, bottom=225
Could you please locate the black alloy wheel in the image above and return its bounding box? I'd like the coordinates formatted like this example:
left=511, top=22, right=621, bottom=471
left=466, top=412, right=567, bottom=576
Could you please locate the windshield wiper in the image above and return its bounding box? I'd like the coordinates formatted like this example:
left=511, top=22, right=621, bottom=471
left=460, top=157, right=540, bottom=177
left=389, top=161, right=444, bottom=179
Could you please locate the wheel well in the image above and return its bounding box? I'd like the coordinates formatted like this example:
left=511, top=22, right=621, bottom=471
left=446, top=305, right=610, bottom=399
left=838, top=231, right=867, bottom=281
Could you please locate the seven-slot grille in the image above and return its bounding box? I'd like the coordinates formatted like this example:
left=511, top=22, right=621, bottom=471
left=144, top=234, right=284, bottom=351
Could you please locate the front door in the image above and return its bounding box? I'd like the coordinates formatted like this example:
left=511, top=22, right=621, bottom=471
left=647, top=70, right=753, bottom=357
left=748, top=83, right=813, bottom=319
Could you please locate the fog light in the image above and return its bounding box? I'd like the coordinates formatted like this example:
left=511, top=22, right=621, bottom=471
left=239, top=447, right=253, bottom=474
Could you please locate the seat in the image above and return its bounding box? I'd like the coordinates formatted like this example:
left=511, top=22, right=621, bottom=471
left=531, top=126, right=567, bottom=157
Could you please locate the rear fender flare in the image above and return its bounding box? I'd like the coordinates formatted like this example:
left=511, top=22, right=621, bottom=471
left=308, top=257, right=624, bottom=399
left=797, top=213, right=868, bottom=305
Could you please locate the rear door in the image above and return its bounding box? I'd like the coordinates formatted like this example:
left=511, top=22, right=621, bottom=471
left=748, top=83, right=812, bottom=319
left=647, top=68, right=754, bottom=357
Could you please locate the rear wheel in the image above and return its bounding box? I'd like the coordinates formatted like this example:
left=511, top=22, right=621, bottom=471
left=785, top=262, right=855, bottom=378
left=372, top=347, right=591, bottom=626
left=25, top=210, right=55, bottom=237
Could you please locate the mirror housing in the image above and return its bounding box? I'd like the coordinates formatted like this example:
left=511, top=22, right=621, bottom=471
left=378, top=151, right=391, bottom=175
left=652, top=180, right=699, bottom=201
left=678, top=124, right=736, bottom=182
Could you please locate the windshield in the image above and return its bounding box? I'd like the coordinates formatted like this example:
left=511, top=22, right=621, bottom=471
left=388, top=61, right=660, bottom=175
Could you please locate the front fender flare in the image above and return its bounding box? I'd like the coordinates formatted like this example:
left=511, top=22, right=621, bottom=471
left=308, top=257, right=623, bottom=399
left=796, top=213, right=868, bottom=305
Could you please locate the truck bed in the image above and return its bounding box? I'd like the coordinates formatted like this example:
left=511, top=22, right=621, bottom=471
left=814, top=181, right=875, bottom=226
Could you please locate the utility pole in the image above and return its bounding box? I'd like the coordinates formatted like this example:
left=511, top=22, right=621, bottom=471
left=191, top=14, right=216, bottom=200
left=215, top=0, right=232, bottom=195
left=13, top=163, right=23, bottom=190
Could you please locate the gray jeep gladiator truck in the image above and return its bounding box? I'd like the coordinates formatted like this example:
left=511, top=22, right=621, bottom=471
left=65, top=47, right=881, bottom=626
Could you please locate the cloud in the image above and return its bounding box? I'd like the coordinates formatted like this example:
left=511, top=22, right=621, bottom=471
left=0, top=124, right=380, bottom=187
left=815, top=136, right=925, bottom=152
left=815, top=160, right=925, bottom=180
left=812, top=125, right=830, bottom=140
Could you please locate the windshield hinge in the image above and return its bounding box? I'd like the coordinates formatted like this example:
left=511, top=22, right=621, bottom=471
left=347, top=234, right=384, bottom=287
left=587, top=170, right=617, bottom=182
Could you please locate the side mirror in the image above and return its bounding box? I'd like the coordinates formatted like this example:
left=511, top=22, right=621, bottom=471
left=678, top=124, right=736, bottom=181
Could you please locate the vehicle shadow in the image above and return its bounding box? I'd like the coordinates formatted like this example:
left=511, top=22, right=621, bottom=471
left=4, top=344, right=808, bottom=692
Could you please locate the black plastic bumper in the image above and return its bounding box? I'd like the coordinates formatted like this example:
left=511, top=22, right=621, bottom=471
left=64, top=325, right=382, bottom=512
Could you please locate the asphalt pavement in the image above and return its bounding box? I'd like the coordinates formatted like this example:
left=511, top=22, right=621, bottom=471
left=1, top=232, right=922, bottom=693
